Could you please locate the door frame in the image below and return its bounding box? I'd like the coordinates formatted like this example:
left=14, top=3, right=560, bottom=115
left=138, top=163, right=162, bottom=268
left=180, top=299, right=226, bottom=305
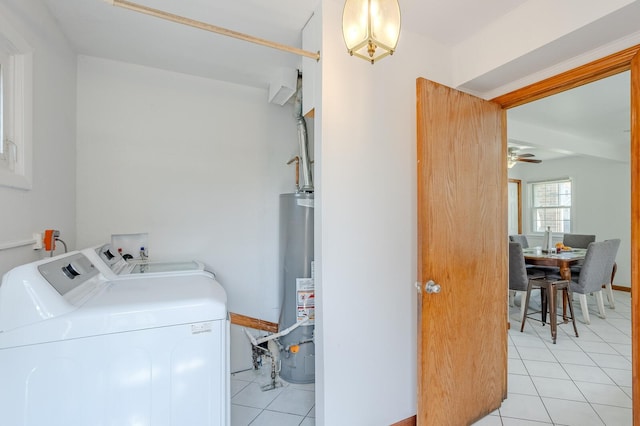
left=508, top=179, right=522, bottom=234
left=492, top=44, right=639, bottom=425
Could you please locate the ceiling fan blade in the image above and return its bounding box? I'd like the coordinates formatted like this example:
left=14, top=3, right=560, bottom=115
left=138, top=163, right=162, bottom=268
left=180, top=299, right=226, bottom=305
left=518, top=158, right=542, bottom=164
left=516, top=153, right=535, bottom=158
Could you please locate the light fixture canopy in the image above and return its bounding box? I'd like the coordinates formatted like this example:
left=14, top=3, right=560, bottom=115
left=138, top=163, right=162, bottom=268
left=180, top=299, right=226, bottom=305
left=342, top=0, right=401, bottom=64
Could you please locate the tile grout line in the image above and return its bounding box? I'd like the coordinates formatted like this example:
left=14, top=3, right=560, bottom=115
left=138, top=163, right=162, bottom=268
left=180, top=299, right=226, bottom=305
left=500, top=290, right=631, bottom=426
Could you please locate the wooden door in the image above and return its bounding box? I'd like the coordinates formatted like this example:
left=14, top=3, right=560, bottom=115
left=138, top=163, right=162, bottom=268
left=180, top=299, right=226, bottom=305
left=416, top=78, right=508, bottom=425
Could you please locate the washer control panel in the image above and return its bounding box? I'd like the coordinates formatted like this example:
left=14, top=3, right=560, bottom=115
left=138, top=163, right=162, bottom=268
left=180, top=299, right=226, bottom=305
left=38, top=253, right=99, bottom=296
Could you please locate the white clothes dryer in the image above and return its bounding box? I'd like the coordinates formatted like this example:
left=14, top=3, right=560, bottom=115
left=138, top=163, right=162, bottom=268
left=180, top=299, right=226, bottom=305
left=0, top=251, right=229, bottom=426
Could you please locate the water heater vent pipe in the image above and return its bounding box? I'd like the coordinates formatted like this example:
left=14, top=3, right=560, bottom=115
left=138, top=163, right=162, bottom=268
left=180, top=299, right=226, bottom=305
left=294, top=72, right=313, bottom=192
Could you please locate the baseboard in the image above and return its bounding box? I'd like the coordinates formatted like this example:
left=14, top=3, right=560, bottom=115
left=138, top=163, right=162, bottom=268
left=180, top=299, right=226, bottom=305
left=391, top=415, right=416, bottom=426
left=229, top=312, right=279, bottom=333
left=611, top=285, right=631, bottom=292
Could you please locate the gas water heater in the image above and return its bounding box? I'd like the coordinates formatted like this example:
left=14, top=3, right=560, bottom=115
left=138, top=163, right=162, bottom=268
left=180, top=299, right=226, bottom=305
left=278, top=192, right=314, bottom=384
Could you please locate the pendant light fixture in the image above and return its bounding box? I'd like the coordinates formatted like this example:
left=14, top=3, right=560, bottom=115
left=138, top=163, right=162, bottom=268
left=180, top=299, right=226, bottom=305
left=342, top=0, right=401, bottom=64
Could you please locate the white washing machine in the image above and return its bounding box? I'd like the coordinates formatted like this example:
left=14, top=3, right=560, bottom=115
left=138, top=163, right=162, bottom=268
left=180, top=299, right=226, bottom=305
left=0, top=251, right=229, bottom=426
left=82, top=243, right=209, bottom=279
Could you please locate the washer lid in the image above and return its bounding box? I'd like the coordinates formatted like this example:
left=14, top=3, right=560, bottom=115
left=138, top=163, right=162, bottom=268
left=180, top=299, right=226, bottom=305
left=78, top=274, right=227, bottom=333
left=82, top=244, right=206, bottom=278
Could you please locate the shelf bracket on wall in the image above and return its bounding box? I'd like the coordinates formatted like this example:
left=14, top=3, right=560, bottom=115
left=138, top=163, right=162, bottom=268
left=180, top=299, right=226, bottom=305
left=104, top=0, right=321, bottom=61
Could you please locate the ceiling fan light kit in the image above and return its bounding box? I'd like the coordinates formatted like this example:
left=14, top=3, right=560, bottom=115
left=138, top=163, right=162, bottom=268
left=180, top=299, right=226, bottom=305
left=507, top=147, right=542, bottom=168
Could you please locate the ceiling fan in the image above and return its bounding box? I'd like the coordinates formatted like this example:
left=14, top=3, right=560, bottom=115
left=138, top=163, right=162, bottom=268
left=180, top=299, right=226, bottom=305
left=507, top=147, right=542, bottom=168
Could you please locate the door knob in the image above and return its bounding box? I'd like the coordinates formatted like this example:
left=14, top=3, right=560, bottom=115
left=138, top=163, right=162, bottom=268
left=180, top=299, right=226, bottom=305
left=424, top=280, right=441, bottom=294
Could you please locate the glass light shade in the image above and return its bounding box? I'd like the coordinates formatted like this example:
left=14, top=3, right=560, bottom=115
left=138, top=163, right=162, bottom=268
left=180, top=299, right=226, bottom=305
left=342, top=0, right=401, bottom=64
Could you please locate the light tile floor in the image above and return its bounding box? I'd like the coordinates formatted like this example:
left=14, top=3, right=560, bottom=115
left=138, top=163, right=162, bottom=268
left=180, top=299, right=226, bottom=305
left=474, top=289, right=632, bottom=426
left=231, top=362, right=315, bottom=426
left=231, top=290, right=632, bottom=426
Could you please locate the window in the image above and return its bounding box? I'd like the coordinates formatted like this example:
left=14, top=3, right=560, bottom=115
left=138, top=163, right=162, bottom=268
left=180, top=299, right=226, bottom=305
left=0, top=16, right=33, bottom=190
left=530, top=179, right=572, bottom=233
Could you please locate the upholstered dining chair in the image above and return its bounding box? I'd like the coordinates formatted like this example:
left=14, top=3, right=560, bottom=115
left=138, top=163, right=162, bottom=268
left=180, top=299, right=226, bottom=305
left=602, top=239, right=621, bottom=309
left=509, top=234, right=529, bottom=248
left=562, top=233, right=596, bottom=248
left=549, top=240, right=614, bottom=324
left=563, top=233, right=596, bottom=277
left=509, top=242, right=542, bottom=321
left=510, top=234, right=558, bottom=274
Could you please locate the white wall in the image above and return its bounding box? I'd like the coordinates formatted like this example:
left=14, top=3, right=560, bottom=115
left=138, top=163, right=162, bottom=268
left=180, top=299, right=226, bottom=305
left=315, top=2, right=452, bottom=424
left=316, top=1, right=638, bottom=424
left=509, top=156, right=631, bottom=286
left=0, top=0, right=76, bottom=275
left=76, top=56, right=301, bottom=368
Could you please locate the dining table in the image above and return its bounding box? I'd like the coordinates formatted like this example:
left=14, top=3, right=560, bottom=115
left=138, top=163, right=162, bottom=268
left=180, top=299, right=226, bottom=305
left=522, top=247, right=587, bottom=320
left=522, top=247, right=587, bottom=281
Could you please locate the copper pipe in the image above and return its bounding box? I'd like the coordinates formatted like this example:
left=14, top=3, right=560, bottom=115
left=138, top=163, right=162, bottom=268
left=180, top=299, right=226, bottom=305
left=287, top=156, right=300, bottom=190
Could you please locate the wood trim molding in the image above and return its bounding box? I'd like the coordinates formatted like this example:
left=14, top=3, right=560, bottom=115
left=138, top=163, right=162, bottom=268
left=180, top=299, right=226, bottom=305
left=492, top=44, right=640, bottom=108
left=391, top=415, right=416, bottom=426
left=495, top=42, right=639, bottom=426
left=229, top=312, right=279, bottom=333
left=612, top=285, right=632, bottom=293
left=631, top=48, right=640, bottom=426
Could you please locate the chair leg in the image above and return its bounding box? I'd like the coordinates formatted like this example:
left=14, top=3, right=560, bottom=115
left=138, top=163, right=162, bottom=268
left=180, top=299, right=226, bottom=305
left=519, top=291, right=526, bottom=322
left=565, top=289, right=579, bottom=338
left=595, top=291, right=606, bottom=319
left=541, top=288, right=548, bottom=325
left=520, top=281, right=534, bottom=332
left=548, top=283, right=558, bottom=344
left=605, top=282, right=616, bottom=309
left=578, top=294, right=590, bottom=325
left=611, top=262, right=617, bottom=287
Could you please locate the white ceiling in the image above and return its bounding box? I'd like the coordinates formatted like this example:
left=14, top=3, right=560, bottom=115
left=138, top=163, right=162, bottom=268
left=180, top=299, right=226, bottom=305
left=40, top=0, right=529, bottom=89
left=508, top=71, right=630, bottom=164
left=39, top=0, right=631, bottom=164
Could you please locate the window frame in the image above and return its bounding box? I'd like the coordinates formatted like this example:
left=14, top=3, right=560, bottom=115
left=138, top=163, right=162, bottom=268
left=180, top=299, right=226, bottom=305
left=529, top=178, right=573, bottom=234
left=0, top=15, right=33, bottom=190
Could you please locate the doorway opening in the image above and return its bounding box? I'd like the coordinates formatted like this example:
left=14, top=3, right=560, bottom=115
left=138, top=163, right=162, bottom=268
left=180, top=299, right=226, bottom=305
left=494, top=44, right=639, bottom=424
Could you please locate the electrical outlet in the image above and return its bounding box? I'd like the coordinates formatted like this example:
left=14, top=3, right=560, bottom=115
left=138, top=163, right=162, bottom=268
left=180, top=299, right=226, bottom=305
left=43, top=229, right=60, bottom=251
left=32, top=233, right=43, bottom=250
